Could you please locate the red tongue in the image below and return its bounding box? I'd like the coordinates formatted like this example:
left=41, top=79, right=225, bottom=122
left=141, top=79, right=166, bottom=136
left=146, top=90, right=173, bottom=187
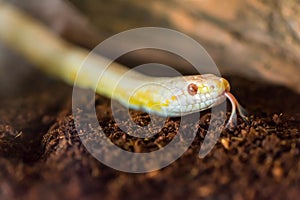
left=224, top=92, right=237, bottom=127
left=224, top=92, right=248, bottom=128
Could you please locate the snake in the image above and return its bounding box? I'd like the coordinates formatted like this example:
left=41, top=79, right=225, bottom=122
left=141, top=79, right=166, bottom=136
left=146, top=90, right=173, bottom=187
left=0, top=3, right=247, bottom=127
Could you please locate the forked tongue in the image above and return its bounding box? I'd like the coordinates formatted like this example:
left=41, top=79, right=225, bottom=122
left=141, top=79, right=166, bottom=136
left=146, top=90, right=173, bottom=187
left=224, top=92, right=248, bottom=128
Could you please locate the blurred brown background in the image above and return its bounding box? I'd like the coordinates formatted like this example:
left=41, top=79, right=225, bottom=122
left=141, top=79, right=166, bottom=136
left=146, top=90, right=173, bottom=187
left=2, top=0, right=300, bottom=95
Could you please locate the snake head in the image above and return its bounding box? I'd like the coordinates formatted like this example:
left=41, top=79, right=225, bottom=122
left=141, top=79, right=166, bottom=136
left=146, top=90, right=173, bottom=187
left=158, top=74, right=230, bottom=116
left=130, top=73, right=246, bottom=128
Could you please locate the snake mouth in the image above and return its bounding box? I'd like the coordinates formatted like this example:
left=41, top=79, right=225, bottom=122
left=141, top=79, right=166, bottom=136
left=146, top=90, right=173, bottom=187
left=166, top=94, right=226, bottom=117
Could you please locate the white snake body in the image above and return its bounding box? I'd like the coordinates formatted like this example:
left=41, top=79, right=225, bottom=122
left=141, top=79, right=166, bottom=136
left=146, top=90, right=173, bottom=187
left=75, top=56, right=229, bottom=116
left=0, top=3, right=246, bottom=125
left=120, top=74, right=229, bottom=116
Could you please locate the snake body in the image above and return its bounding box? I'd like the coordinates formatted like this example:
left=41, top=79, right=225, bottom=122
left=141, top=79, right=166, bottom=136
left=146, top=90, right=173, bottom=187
left=0, top=3, right=246, bottom=126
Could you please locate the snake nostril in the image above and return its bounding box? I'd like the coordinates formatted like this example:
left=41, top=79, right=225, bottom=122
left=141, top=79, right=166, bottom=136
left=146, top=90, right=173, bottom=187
left=187, top=83, right=198, bottom=96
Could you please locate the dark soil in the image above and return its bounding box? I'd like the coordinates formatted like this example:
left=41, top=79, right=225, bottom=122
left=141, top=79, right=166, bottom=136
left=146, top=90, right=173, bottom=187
left=0, top=67, right=299, bottom=200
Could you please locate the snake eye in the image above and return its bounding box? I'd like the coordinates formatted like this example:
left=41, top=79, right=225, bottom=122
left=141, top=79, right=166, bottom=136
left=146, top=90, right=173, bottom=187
left=187, top=83, right=198, bottom=96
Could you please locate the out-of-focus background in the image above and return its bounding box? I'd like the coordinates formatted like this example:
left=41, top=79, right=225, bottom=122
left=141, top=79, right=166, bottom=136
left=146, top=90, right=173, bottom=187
left=1, top=0, right=300, bottom=96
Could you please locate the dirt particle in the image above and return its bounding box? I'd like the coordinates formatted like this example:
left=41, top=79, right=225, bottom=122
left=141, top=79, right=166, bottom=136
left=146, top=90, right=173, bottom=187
left=272, top=113, right=282, bottom=125
left=272, top=165, right=283, bottom=180
left=221, top=138, right=230, bottom=150
left=197, top=185, right=215, bottom=197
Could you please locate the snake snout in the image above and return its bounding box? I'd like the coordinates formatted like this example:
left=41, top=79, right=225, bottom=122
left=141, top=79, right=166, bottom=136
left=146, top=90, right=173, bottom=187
left=220, top=78, right=230, bottom=92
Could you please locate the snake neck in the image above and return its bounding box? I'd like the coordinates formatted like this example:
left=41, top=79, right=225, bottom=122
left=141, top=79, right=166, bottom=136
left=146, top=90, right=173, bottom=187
left=111, top=76, right=166, bottom=114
